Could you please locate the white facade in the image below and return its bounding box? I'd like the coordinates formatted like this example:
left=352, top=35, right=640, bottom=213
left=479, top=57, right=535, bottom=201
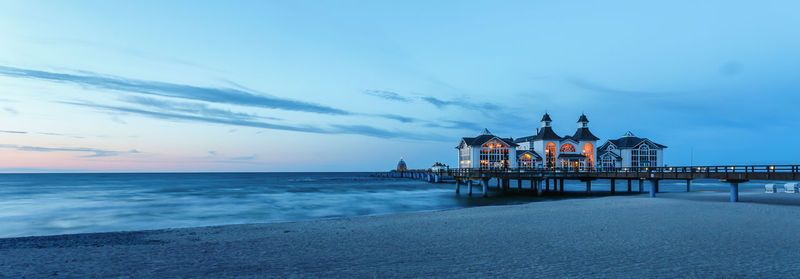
left=456, top=129, right=518, bottom=169
left=597, top=131, right=667, bottom=170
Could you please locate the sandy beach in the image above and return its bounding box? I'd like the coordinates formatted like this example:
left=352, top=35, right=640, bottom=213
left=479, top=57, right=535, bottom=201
left=2, top=191, right=800, bottom=278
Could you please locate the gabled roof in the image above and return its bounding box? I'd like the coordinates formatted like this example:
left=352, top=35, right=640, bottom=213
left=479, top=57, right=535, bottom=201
left=599, top=151, right=622, bottom=160
left=604, top=132, right=667, bottom=149
left=565, top=127, right=600, bottom=141
left=458, top=134, right=518, bottom=148
left=516, top=150, right=542, bottom=160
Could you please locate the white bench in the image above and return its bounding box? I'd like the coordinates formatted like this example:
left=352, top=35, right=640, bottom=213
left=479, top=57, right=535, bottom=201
left=765, top=184, right=777, bottom=193
left=785, top=183, right=798, bottom=193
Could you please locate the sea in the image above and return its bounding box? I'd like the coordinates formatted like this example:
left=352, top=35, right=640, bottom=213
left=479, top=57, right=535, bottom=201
left=0, top=172, right=774, bottom=238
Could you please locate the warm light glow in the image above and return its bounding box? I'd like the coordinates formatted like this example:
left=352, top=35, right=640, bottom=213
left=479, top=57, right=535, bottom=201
left=582, top=142, right=593, bottom=169
left=545, top=142, right=556, bottom=168
left=560, top=143, right=575, bottom=153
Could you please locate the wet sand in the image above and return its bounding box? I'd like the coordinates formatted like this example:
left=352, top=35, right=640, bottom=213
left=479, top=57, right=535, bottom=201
left=2, top=191, right=800, bottom=278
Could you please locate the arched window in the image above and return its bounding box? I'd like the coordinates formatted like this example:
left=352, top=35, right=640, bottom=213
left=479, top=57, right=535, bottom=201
left=479, top=140, right=509, bottom=169
left=631, top=144, right=657, bottom=168
left=560, top=143, right=575, bottom=153
left=545, top=142, right=556, bottom=168
left=583, top=143, right=594, bottom=169
left=519, top=153, right=533, bottom=168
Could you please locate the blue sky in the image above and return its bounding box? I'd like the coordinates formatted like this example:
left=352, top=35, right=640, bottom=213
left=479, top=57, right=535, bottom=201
left=0, top=1, right=798, bottom=172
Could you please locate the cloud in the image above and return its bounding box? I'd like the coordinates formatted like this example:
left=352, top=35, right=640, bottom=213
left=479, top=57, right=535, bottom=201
left=420, top=96, right=501, bottom=111
left=230, top=155, right=256, bottom=161
left=0, top=144, right=130, bottom=157
left=0, top=65, right=349, bottom=115
left=0, top=130, right=26, bottom=134
left=60, top=101, right=443, bottom=140
left=363, top=90, right=412, bottom=102
left=122, top=96, right=281, bottom=121
left=4, top=107, right=18, bottom=115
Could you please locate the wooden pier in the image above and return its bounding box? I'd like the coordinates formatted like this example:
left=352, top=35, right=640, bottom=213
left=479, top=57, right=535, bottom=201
left=381, top=165, right=800, bottom=202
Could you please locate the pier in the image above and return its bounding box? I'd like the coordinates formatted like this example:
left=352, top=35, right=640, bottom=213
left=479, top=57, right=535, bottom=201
left=382, top=165, right=800, bottom=202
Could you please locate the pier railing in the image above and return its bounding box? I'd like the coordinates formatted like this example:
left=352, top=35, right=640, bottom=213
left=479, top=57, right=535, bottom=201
left=439, top=164, right=800, bottom=181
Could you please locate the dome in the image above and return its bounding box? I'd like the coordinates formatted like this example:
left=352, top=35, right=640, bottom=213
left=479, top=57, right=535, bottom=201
left=396, top=158, right=408, bottom=171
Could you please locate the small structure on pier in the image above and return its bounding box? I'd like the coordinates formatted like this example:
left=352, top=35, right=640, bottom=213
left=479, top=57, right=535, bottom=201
left=597, top=131, right=667, bottom=170
left=396, top=158, right=407, bottom=171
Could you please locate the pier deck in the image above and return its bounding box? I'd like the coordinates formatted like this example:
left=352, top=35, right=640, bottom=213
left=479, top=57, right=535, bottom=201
left=385, top=165, right=800, bottom=202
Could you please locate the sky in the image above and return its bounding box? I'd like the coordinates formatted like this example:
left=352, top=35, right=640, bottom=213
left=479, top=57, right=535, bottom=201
left=0, top=0, right=799, bottom=172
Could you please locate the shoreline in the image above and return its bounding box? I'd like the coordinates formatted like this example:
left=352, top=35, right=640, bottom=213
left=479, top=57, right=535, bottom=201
left=2, top=192, right=800, bottom=277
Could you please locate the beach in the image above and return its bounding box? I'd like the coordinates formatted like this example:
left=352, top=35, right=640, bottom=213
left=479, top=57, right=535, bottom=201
left=2, top=191, right=800, bottom=278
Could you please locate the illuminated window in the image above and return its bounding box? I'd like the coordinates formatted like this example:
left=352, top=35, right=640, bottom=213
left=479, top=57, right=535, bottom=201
left=479, top=140, right=509, bottom=169
left=545, top=142, right=556, bottom=168
left=583, top=143, right=594, bottom=169
left=560, top=143, right=575, bottom=153
left=519, top=153, right=534, bottom=168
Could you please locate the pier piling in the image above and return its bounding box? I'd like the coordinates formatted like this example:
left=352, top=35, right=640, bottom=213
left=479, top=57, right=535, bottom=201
left=468, top=180, right=473, bottom=196
left=481, top=179, right=489, bottom=198
left=610, top=179, right=616, bottom=195
left=559, top=179, right=564, bottom=193
left=627, top=179, right=632, bottom=193
left=686, top=180, right=692, bottom=192
left=649, top=180, right=658, bottom=198
left=586, top=180, right=592, bottom=195
left=730, top=182, right=738, bottom=202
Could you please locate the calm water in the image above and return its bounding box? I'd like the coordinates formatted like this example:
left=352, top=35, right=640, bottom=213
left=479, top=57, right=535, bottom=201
left=0, top=172, right=774, bottom=238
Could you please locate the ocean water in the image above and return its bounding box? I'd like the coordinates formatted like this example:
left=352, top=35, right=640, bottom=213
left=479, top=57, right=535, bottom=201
left=0, top=172, right=777, bottom=238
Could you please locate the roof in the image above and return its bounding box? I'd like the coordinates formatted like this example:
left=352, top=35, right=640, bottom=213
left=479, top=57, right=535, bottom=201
left=530, top=126, right=561, bottom=141
left=458, top=134, right=518, bottom=148
left=565, top=127, right=600, bottom=141
left=601, top=133, right=667, bottom=150
left=557, top=153, right=586, bottom=159
left=541, top=113, right=552, bottom=122
left=577, top=114, right=589, bottom=123
left=599, top=151, right=622, bottom=160
left=516, top=150, right=542, bottom=160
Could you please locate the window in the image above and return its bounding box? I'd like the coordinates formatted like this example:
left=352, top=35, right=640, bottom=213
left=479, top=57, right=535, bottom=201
left=479, top=140, right=510, bottom=169
left=560, top=143, right=575, bottom=153
left=545, top=142, right=556, bottom=168
left=459, top=146, right=471, bottom=168
left=631, top=144, right=657, bottom=168
left=600, top=154, right=616, bottom=171
left=583, top=143, right=594, bottom=169
left=519, top=153, right=533, bottom=168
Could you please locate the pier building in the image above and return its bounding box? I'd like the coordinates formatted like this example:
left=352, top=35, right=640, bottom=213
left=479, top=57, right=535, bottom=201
left=513, top=113, right=599, bottom=170
left=597, top=131, right=667, bottom=170
left=457, top=113, right=664, bottom=171
left=456, top=129, right=518, bottom=169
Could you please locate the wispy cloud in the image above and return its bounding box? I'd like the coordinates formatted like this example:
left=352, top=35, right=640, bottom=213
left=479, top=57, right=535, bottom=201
left=0, top=130, right=27, bottom=134
left=60, top=101, right=443, bottom=140
left=420, top=96, right=501, bottom=111
left=121, top=96, right=281, bottom=121
left=0, top=65, right=349, bottom=115
left=4, top=107, right=18, bottom=115
left=0, top=144, right=131, bottom=157
left=363, top=90, right=412, bottom=102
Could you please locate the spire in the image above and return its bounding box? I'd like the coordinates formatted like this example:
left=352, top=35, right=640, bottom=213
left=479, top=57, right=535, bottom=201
left=623, top=131, right=635, bottom=137
left=541, top=113, right=552, bottom=127
left=480, top=128, right=492, bottom=135
left=577, top=114, right=589, bottom=128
